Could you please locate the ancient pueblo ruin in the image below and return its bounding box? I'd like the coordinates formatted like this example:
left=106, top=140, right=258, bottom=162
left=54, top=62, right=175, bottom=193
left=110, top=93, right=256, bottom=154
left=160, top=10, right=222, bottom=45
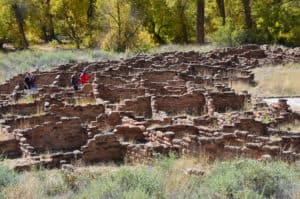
left=0, top=44, right=300, bottom=171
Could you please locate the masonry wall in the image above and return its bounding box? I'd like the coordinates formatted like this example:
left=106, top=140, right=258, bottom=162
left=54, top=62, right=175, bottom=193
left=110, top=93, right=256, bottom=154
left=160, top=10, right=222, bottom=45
left=152, top=93, right=205, bottom=116
left=20, top=117, right=87, bottom=153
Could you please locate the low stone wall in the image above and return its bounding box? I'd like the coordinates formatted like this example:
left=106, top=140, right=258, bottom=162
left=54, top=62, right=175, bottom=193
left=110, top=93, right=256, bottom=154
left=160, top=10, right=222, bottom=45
left=50, top=104, right=105, bottom=122
left=118, top=96, right=152, bottom=118
left=142, top=71, right=177, bottom=82
left=82, top=133, right=124, bottom=162
left=114, top=125, right=145, bottom=141
left=0, top=101, right=43, bottom=116
left=223, top=118, right=268, bottom=135
left=209, top=91, right=247, bottom=112
left=17, top=117, right=87, bottom=153
left=96, top=84, right=145, bottom=103
left=90, top=112, right=122, bottom=133
left=152, top=93, right=205, bottom=116
left=0, top=138, right=21, bottom=158
left=3, top=113, right=59, bottom=133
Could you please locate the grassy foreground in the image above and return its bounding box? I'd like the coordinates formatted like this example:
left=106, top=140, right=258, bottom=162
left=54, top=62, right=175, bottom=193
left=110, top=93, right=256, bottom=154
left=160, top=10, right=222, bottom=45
left=0, top=156, right=299, bottom=199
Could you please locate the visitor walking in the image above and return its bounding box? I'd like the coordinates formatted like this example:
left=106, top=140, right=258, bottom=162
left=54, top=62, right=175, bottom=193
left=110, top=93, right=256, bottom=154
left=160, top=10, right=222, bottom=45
left=71, top=72, right=80, bottom=91
left=29, top=73, right=36, bottom=92
left=24, top=73, right=31, bottom=90
left=80, top=69, right=89, bottom=85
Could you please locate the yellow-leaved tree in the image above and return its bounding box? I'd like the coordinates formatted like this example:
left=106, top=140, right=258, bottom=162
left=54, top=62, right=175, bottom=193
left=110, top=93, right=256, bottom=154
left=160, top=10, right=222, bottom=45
left=51, top=0, right=90, bottom=48
left=100, top=0, right=154, bottom=52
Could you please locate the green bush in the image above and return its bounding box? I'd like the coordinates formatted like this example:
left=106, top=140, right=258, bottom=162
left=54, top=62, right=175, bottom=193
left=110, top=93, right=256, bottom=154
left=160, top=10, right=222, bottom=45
left=39, top=171, right=69, bottom=196
left=155, top=151, right=177, bottom=172
left=0, top=165, right=18, bottom=189
left=0, top=164, right=18, bottom=198
left=0, top=157, right=299, bottom=199
left=212, top=18, right=250, bottom=47
left=200, top=159, right=297, bottom=199
left=75, top=167, right=164, bottom=199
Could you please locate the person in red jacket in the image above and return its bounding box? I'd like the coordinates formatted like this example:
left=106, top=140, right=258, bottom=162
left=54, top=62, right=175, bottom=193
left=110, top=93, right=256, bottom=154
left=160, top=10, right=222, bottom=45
left=80, top=69, right=89, bottom=85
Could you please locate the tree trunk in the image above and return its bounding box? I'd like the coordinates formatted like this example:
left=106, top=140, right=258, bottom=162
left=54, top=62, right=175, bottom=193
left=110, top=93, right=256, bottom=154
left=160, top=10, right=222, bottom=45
left=216, top=0, right=226, bottom=25
left=87, top=0, right=97, bottom=47
left=41, top=25, right=49, bottom=42
left=11, top=3, right=28, bottom=49
left=174, top=0, right=189, bottom=43
left=241, top=0, right=252, bottom=29
left=149, top=21, right=167, bottom=45
left=196, top=0, right=205, bottom=44
left=75, top=39, right=81, bottom=49
left=45, top=0, right=56, bottom=41
left=116, top=0, right=124, bottom=52
left=0, top=38, right=5, bottom=50
left=153, top=32, right=167, bottom=45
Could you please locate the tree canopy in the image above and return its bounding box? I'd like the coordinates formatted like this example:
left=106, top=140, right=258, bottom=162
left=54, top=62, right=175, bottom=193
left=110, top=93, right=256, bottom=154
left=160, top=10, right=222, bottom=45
left=0, top=0, right=299, bottom=51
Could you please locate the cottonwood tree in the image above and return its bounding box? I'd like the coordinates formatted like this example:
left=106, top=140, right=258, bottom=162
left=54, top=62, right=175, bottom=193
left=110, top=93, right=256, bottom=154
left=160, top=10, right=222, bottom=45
left=27, top=0, right=60, bottom=43
left=216, top=0, right=226, bottom=25
left=131, top=0, right=173, bottom=44
left=0, top=0, right=299, bottom=50
left=241, top=0, right=252, bottom=29
left=52, top=0, right=90, bottom=48
left=171, top=0, right=193, bottom=43
left=6, top=0, right=28, bottom=49
left=43, top=0, right=57, bottom=42
left=87, top=0, right=98, bottom=47
left=0, top=4, right=13, bottom=49
left=101, top=0, right=142, bottom=52
left=196, top=0, right=205, bottom=44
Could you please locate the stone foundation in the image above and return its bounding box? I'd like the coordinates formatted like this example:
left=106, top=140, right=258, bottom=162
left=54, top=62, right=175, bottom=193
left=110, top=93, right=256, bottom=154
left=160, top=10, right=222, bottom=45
left=0, top=45, right=299, bottom=170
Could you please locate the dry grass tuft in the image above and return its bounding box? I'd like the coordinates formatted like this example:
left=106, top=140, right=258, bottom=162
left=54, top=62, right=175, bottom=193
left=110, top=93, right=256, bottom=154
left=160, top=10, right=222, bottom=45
left=3, top=172, right=43, bottom=199
left=232, top=63, right=300, bottom=97
left=0, top=124, right=11, bottom=140
left=253, top=63, right=300, bottom=97
left=278, top=120, right=300, bottom=132
left=75, top=98, right=96, bottom=106
left=16, top=95, right=35, bottom=104
left=149, top=44, right=216, bottom=54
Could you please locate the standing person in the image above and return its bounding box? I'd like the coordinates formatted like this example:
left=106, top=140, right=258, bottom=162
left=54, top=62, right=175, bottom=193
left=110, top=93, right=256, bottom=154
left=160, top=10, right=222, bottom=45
left=29, top=73, right=37, bottom=92
left=24, top=73, right=31, bottom=90
left=71, top=72, right=80, bottom=91
left=80, top=69, right=89, bottom=85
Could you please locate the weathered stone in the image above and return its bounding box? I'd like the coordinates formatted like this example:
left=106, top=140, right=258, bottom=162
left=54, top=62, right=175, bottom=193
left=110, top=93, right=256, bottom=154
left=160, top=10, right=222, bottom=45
left=0, top=45, right=299, bottom=169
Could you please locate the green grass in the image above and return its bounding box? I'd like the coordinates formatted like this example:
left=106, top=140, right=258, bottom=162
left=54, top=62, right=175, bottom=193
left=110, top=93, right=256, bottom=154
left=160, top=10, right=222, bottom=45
left=16, top=95, right=35, bottom=104
left=0, top=157, right=299, bottom=199
left=0, top=44, right=216, bottom=83
left=0, top=49, right=127, bottom=82
left=200, top=159, right=298, bottom=199
left=148, top=44, right=216, bottom=54
left=0, top=164, right=18, bottom=198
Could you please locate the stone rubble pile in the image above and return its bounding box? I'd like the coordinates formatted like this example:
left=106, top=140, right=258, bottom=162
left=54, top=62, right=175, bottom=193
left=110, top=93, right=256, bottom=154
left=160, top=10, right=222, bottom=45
left=0, top=44, right=300, bottom=170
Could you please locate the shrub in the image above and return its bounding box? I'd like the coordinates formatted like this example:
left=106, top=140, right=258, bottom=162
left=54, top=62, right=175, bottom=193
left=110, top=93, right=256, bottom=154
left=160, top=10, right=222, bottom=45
left=155, top=151, right=177, bottom=172
left=123, top=189, right=152, bottom=199
left=1, top=158, right=299, bottom=199
left=212, top=18, right=250, bottom=47
left=200, top=159, right=297, bottom=199
left=36, top=170, right=69, bottom=196
left=0, top=164, right=18, bottom=198
left=75, top=167, right=164, bottom=199
left=0, top=164, right=18, bottom=189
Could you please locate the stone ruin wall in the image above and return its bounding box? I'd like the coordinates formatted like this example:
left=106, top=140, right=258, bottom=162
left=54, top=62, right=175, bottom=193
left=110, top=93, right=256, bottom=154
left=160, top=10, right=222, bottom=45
left=0, top=44, right=300, bottom=170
